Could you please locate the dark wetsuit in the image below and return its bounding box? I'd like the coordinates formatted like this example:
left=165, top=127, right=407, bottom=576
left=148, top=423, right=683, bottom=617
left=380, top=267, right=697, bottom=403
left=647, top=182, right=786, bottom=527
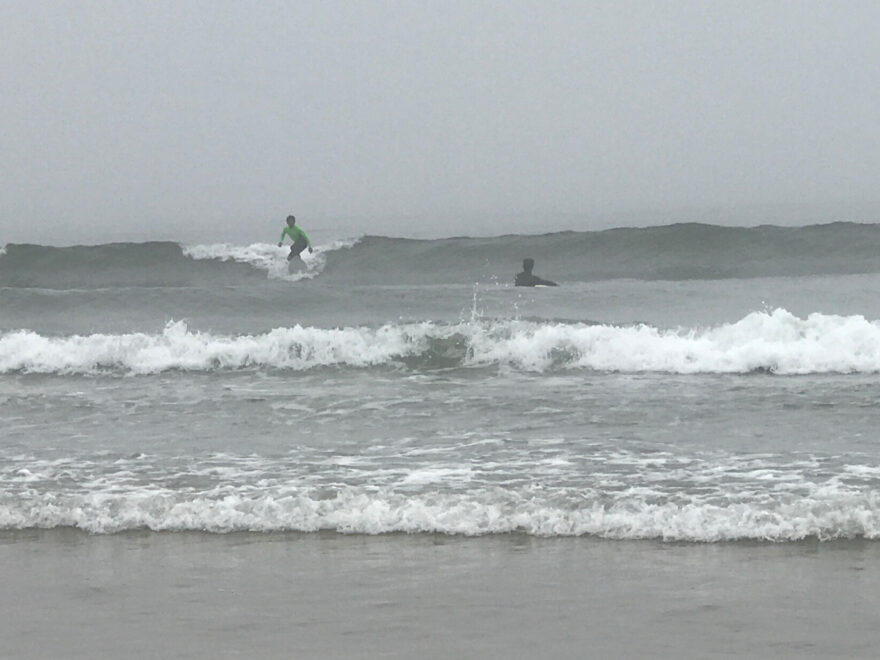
left=515, top=271, right=557, bottom=287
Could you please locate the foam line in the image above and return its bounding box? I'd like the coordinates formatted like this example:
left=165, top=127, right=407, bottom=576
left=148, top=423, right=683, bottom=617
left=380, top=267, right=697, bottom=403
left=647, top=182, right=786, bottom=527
left=3, top=309, right=880, bottom=375
left=2, top=485, right=878, bottom=540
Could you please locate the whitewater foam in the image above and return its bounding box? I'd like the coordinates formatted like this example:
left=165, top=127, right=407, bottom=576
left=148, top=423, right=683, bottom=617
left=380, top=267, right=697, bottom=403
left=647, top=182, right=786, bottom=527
left=4, top=309, right=880, bottom=375
left=0, top=320, right=435, bottom=374
left=183, top=237, right=361, bottom=281
left=2, top=476, right=878, bottom=540
left=2, top=440, right=878, bottom=541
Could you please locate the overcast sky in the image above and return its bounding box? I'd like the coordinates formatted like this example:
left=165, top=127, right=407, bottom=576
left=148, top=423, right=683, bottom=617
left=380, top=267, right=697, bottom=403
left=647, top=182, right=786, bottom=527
left=2, top=1, right=879, bottom=244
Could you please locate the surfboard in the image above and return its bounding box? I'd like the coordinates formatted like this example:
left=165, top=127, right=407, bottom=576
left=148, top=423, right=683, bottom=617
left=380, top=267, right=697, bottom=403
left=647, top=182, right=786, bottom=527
left=287, top=256, right=308, bottom=273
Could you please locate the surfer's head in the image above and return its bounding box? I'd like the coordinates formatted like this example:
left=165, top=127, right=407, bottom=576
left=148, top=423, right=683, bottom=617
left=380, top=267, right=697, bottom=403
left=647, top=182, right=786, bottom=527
left=286, top=215, right=296, bottom=226
left=522, top=258, right=534, bottom=273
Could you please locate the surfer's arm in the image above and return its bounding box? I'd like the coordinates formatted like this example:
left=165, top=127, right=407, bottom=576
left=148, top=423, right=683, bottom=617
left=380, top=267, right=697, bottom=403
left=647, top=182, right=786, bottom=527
left=300, top=228, right=313, bottom=252
left=278, top=228, right=289, bottom=246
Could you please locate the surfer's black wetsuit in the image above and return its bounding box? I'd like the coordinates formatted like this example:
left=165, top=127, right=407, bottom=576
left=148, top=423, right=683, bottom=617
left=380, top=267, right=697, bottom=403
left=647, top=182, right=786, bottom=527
left=515, top=258, right=557, bottom=287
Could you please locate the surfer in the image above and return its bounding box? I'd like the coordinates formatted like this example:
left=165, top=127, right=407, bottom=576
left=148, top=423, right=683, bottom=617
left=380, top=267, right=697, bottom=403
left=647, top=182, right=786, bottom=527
left=515, top=258, right=557, bottom=287
left=278, top=215, right=313, bottom=261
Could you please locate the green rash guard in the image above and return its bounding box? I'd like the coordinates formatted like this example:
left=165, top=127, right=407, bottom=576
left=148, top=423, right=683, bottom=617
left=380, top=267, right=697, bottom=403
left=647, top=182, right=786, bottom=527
left=279, top=225, right=311, bottom=246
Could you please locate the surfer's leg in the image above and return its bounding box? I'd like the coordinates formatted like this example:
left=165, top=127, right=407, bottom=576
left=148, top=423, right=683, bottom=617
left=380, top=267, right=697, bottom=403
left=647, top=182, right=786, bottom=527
left=289, top=239, right=307, bottom=260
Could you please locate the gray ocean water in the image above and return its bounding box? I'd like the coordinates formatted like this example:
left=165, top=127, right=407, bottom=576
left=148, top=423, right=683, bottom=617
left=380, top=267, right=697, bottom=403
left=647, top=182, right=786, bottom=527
left=3, top=223, right=880, bottom=657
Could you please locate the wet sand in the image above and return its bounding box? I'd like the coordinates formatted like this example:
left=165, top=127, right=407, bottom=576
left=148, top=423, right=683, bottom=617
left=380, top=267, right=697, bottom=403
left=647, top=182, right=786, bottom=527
left=1, top=531, right=879, bottom=659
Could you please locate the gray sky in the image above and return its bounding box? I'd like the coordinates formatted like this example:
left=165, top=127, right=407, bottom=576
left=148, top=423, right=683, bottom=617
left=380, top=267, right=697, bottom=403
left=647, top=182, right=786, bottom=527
left=2, top=1, right=879, bottom=245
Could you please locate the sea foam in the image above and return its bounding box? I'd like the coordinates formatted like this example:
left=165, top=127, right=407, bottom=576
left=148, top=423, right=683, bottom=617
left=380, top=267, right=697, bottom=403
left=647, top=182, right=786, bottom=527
left=182, top=238, right=360, bottom=281
left=3, top=309, right=880, bottom=375
left=2, top=483, right=878, bottom=540
left=3, top=446, right=878, bottom=540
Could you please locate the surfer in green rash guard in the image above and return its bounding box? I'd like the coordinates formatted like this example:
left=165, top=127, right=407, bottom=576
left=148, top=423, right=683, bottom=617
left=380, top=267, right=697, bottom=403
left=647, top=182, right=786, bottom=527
left=278, top=215, right=313, bottom=261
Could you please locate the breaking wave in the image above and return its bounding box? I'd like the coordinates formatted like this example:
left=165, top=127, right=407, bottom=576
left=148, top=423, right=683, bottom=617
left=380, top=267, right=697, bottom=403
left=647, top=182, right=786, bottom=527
left=4, top=309, right=880, bottom=375
left=182, top=237, right=361, bottom=282
left=5, top=221, right=880, bottom=288
left=2, top=450, right=878, bottom=541
left=0, top=239, right=359, bottom=288
left=3, top=488, right=879, bottom=540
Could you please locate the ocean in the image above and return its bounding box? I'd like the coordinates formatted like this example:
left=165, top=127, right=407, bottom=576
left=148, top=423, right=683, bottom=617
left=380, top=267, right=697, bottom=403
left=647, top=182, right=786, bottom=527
left=3, top=222, right=880, bottom=658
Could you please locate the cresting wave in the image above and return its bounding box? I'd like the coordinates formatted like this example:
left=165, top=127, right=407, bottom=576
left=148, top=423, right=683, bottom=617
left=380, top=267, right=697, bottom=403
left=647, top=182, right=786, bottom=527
left=5, top=221, right=880, bottom=288
left=3, top=309, right=880, bottom=375
left=182, top=237, right=361, bottom=281
left=0, top=239, right=359, bottom=288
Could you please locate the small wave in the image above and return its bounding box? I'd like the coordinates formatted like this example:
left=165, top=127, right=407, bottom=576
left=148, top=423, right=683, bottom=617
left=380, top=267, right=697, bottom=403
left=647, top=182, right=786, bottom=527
left=3, top=309, right=880, bottom=375
left=0, top=320, right=436, bottom=374
left=6, top=222, right=880, bottom=289
left=2, top=484, right=878, bottom=540
left=288, top=222, right=880, bottom=285
left=3, top=448, right=878, bottom=540
left=0, top=238, right=360, bottom=288
left=0, top=242, right=259, bottom=288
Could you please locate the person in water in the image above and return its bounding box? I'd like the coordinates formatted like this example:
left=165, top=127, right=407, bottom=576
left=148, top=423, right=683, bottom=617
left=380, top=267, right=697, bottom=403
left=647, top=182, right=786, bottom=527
left=278, top=215, right=313, bottom=261
left=515, top=258, right=557, bottom=287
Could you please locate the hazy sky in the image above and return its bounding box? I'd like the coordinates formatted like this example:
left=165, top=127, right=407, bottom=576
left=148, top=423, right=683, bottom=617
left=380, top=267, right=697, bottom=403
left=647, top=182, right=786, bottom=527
left=3, top=1, right=879, bottom=244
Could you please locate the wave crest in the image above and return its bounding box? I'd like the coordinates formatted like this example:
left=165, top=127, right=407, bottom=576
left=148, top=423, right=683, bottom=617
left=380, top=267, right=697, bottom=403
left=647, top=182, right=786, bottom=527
left=6, top=222, right=880, bottom=288
left=182, top=237, right=361, bottom=282
left=0, top=239, right=359, bottom=288
left=3, top=309, right=880, bottom=375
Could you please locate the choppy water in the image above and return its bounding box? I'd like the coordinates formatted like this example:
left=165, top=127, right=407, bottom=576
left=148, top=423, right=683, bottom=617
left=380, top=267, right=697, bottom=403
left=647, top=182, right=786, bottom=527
left=3, top=222, right=880, bottom=541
